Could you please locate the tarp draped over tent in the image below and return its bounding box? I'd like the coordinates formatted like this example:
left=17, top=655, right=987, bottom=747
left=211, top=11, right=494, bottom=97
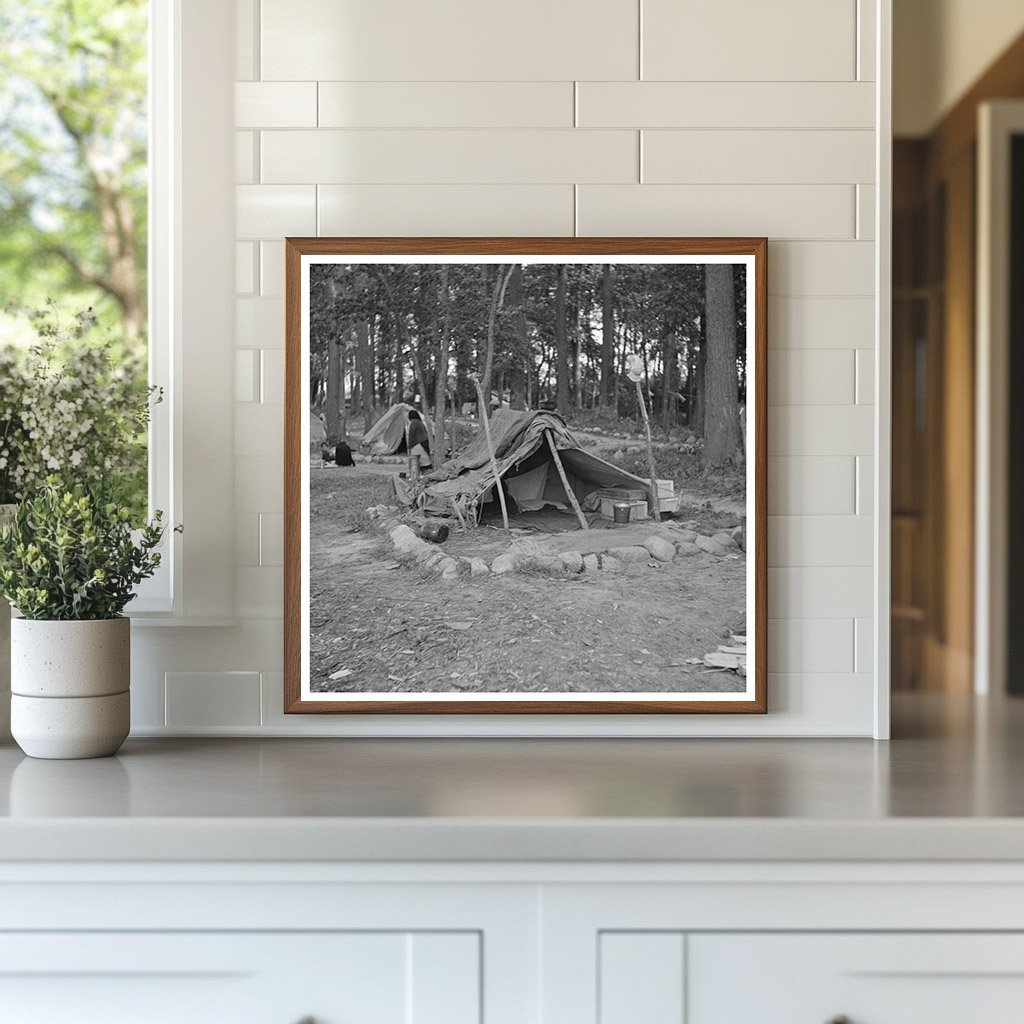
left=361, top=402, right=418, bottom=454
left=395, top=409, right=653, bottom=517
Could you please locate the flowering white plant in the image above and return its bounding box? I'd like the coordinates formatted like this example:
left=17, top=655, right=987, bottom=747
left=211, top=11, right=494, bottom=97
left=0, top=303, right=155, bottom=517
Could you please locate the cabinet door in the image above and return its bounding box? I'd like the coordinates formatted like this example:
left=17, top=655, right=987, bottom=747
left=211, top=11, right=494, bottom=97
left=689, top=934, right=1024, bottom=1024
left=0, top=932, right=480, bottom=1024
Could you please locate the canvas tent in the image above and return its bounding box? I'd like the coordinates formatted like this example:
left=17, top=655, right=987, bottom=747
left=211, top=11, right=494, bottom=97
left=360, top=402, right=418, bottom=454
left=395, top=409, right=653, bottom=518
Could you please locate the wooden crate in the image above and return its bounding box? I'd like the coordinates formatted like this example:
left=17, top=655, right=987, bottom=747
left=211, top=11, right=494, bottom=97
left=599, top=497, right=650, bottom=522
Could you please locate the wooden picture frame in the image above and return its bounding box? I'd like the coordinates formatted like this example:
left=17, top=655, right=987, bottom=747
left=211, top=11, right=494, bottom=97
left=285, top=237, right=767, bottom=715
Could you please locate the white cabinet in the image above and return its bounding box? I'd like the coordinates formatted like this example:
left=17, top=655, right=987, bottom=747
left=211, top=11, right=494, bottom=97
left=5, top=863, right=1024, bottom=1023
left=689, top=934, right=1024, bottom=1024
left=0, top=932, right=480, bottom=1024
left=596, top=933, right=1024, bottom=1024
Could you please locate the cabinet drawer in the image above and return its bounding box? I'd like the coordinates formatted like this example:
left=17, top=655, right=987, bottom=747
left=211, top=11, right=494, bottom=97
left=0, top=932, right=480, bottom=1024
left=689, top=933, right=1024, bottom=1024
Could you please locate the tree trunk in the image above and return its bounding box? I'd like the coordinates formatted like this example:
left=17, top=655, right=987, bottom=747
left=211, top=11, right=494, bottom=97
left=660, top=333, right=675, bottom=432
left=433, top=267, right=451, bottom=461
left=357, top=319, right=373, bottom=433
left=480, top=264, right=514, bottom=404
left=600, top=264, right=615, bottom=408
left=572, top=288, right=583, bottom=410
left=691, top=274, right=708, bottom=433
left=703, top=263, right=742, bottom=470
left=325, top=331, right=343, bottom=444
left=554, top=265, right=569, bottom=415
left=508, top=264, right=528, bottom=410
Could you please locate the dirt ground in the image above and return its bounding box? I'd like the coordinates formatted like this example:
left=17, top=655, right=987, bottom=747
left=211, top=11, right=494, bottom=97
left=308, top=456, right=747, bottom=695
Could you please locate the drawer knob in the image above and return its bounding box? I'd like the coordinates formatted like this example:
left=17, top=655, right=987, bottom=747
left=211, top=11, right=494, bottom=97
left=826, top=1017, right=854, bottom=1024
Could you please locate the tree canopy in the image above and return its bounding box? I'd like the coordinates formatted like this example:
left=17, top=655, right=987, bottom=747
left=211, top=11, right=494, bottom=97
left=0, top=0, right=148, bottom=348
left=310, top=261, right=747, bottom=466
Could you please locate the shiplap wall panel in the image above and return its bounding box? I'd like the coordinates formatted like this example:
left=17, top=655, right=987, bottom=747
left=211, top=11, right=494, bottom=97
left=769, top=516, right=874, bottom=567
left=165, top=672, right=262, bottom=727
left=770, top=297, right=876, bottom=349
left=260, top=130, right=639, bottom=185
left=235, top=185, right=316, bottom=237
left=235, top=82, right=317, bottom=128
left=768, top=457, right=856, bottom=515
left=769, top=619, right=856, bottom=673
left=318, top=82, right=575, bottom=129
left=260, top=0, right=640, bottom=81
left=769, top=241, right=874, bottom=296
left=234, top=131, right=256, bottom=184
left=578, top=82, right=874, bottom=129
left=642, top=130, right=875, bottom=185
left=770, top=406, right=875, bottom=456
left=317, top=185, right=576, bottom=237
left=771, top=568, right=874, bottom=620
left=769, top=351, right=857, bottom=406
left=578, top=184, right=856, bottom=238
left=135, top=0, right=883, bottom=738
left=641, top=0, right=857, bottom=81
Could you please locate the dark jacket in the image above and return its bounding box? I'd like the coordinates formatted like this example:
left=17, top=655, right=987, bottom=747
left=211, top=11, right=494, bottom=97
left=407, top=419, right=430, bottom=453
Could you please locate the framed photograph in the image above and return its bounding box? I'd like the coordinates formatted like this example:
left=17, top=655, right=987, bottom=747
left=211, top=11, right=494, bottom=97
left=284, top=238, right=766, bottom=714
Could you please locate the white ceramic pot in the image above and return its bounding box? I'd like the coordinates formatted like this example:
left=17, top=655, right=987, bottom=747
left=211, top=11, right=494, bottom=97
left=0, top=502, right=15, bottom=744
left=10, top=617, right=130, bottom=759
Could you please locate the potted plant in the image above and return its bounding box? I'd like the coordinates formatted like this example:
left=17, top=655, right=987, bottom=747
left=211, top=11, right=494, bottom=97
left=0, top=480, right=170, bottom=759
left=0, top=303, right=156, bottom=745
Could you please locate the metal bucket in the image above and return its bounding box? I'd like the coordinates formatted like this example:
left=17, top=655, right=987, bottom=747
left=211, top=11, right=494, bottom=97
left=612, top=501, right=631, bottom=524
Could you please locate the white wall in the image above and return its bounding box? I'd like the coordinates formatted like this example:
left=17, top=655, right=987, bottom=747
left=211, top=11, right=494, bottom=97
left=131, top=0, right=886, bottom=737
left=894, top=0, right=1024, bottom=136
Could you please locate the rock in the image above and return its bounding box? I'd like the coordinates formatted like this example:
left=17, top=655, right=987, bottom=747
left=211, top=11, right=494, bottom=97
left=438, top=557, right=460, bottom=580
left=678, top=542, right=700, bottom=555
left=601, top=555, right=622, bottom=571
left=366, top=506, right=379, bottom=518
left=731, top=525, right=745, bottom=550
left=559, top=551, right=584, bottom=573
left=421, top=551, right=445, bottom=569
left=530, top=555, right=564, bottom=574
left=612, top=449, right=625, bottom=462
left=672, top=528, right=698, bottom=543
left=468, top=557, right=490, bottom=577
left=608, top=545, right=650, bottom=563
left=696, top=534, right=726, bottom=556
left=644, top=536, right=676, bottom=562
left=583, top=553, right=601, bottom=572
left=390, top=525, right=419, bottom=552
left=491, top=553, right=517, bottom=575
left=713, top=531, right=739, bottom=550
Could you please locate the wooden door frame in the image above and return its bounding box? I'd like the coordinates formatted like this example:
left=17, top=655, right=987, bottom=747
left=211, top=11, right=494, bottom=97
left=975, top=100, right=1024, bottom=696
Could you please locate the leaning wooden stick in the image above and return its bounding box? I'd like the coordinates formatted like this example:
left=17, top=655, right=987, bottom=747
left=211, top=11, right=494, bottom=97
left=634, top=378, right=662, bottom=522
left=545, top=430, right=589, bottom=531
left=470, top=375, right=510, bottom=536
left=449, top=494, right=470, bottom=533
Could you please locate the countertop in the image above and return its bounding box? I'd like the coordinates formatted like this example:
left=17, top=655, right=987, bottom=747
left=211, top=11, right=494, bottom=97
left=2, top=693, right=1023, bottom=862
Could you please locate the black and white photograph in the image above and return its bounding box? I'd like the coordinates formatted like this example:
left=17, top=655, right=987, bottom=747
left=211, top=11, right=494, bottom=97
left=285, top=239, right=766, bottom=714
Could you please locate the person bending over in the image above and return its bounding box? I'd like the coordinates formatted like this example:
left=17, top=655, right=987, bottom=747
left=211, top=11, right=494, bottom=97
left=406, top=410, right=432, bottom=482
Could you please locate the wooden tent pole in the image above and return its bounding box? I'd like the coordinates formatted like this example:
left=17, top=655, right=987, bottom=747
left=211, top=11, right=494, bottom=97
left=634, top=378, right=662, bottom=522
left=471, top=375, right=510, bottom=536
left=545, top=430, right=589, bottom=531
